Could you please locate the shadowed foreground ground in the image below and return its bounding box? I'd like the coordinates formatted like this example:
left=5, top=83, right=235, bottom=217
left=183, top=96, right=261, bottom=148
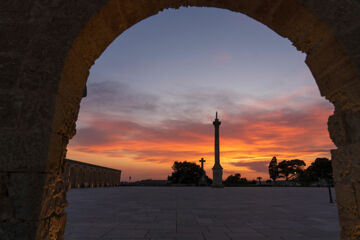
left=65, top=187, right=339, bottom=240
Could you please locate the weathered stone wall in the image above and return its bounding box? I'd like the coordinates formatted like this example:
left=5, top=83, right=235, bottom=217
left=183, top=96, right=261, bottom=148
left=64, top=159, right=121, bottom=189
left=1, top=0, right=360, bottom=239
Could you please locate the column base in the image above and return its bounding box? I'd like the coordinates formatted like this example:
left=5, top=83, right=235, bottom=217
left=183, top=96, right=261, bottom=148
left=212, top=167, right=223, bottom=188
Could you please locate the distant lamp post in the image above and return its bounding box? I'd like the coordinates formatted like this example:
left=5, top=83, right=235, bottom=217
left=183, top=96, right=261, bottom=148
left=328, top=182, right=334, bottom=203
left=321, top=171, right=333, bottom=203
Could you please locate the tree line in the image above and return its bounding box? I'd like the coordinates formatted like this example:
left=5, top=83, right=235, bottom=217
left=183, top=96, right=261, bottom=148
left=167, top=157, right=333, bottom=187
left=268, top=156, right=333, bottom=186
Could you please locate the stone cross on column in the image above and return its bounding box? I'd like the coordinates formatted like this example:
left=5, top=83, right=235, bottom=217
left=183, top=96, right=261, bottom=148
left=199, top=157, right=206, bottom=170
left=199, top=157, right=207, bottom=186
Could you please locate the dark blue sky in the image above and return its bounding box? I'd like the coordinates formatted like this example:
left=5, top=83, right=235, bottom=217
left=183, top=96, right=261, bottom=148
left=89, top=7, right=313, bottom=102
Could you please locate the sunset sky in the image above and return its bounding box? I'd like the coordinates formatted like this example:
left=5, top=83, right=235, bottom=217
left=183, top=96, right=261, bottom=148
left=67, top=7, right=334, bottom=181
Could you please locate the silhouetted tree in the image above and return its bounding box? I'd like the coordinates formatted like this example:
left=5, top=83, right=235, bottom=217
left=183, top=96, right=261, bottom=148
left=168, top=161, right=209, bottom=185
left=278, top=159, right=306, bottom=181
left=268, top=156, right=279, bottom=182
left=224, top=173, right=240, bottom=185
left=298, top=158, right=333, bottom=185
left=309, top=158, right=332, bottom=181
left=298, top=158, right=333, bottom=203
left=224, top=173, right=248, bottom=186
left=257, top=177, right=262, bottom=184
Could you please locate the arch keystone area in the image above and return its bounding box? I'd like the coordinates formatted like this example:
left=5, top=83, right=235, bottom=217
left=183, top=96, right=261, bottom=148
left=1, top=1, right=360, bottom=239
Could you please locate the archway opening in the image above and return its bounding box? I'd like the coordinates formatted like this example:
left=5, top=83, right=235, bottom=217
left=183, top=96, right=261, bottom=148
left=4, top=1, right=360, bottom=240
left=64, top=7, right=339, bottom=239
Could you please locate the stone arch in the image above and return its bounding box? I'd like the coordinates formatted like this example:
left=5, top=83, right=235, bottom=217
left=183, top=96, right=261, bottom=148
left=1, top=1, right=360, bottom=239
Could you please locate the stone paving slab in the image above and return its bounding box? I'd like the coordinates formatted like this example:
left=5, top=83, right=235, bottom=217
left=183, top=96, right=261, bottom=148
left=65, top=187, right=340, bottom=240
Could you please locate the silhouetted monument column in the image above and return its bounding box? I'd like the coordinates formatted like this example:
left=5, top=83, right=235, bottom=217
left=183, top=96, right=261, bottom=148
left=212, top=112, right=223, bottom=188
left=199, top=158, right=207, bottom=186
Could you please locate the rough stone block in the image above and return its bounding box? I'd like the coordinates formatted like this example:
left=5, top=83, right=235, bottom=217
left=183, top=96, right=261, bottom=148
left=10, top=131, right=51, bottom=171
left=37, top=213, right=67, bottom=240
left=306, top=37, right=355, bottom=97
left=343, top=81, right=360, bottom=110
left=339, top=222, right=360, bottom=240
left=0, top=0, right=33, bottom=14
left=47, top=133, right=68, bottom=171
left=0, top=220, right=38, bottom=240
left=60, top=49, right=89, bottom=97
left=51, top=95, right=79, bottom=139
left=0, top=131, right=16, bottom=171
left=0, top=214, right=66, bottom=240
left=7, top=172, right=67, bottom=221
left=332, top=143, right=360, bottom=182
left=17, top=92, right=56, bottom=133
left=0, top=53, right=21, bottom=90
left=335, top=183, right=359, bottom=222
left=0, top=173, right=14, bottom=221
left=354, top=184, right=360, bottom=220
left=328, top=108, right=360, bottom=147
left=328, top=112, right=346, bottom=147
left=0, top=196, right=14, bottom=221
left=271, top=1, right=328, bottom=53
left=0, top=93, right=22, bottom=129
left=17, top=65, right=60, bottom=93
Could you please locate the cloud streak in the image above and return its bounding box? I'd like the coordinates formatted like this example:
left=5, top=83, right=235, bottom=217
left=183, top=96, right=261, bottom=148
left=229, top=161, right=269, bottom=174
left=82, top=81, right=159, bottom=114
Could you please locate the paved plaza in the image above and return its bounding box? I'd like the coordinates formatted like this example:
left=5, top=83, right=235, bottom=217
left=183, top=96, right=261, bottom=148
left=65, top=187, right=340, bottom=240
